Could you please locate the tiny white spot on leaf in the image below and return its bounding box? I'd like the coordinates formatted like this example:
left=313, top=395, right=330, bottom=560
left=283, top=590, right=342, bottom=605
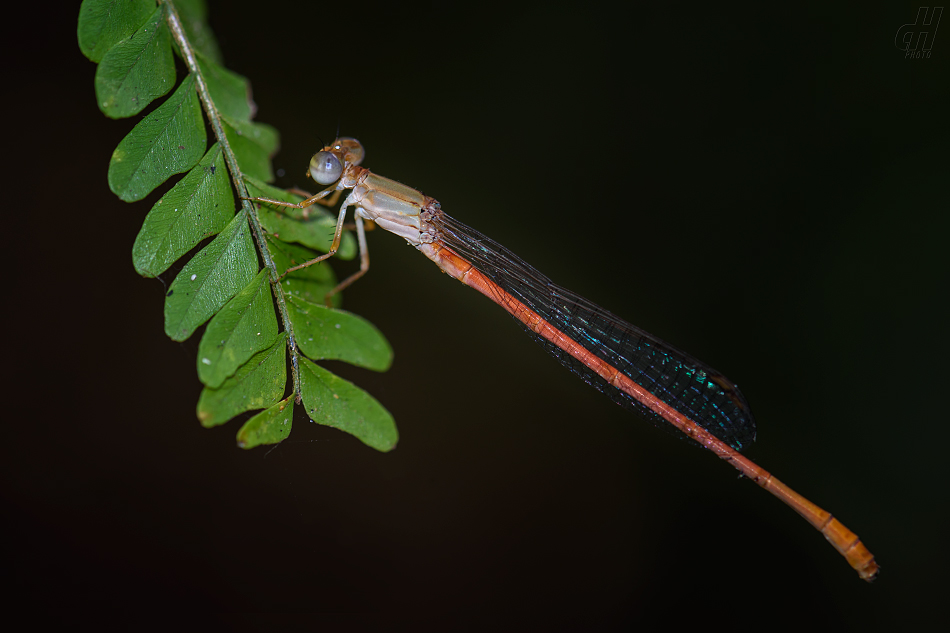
left=201, top=358, right=211, bottom=365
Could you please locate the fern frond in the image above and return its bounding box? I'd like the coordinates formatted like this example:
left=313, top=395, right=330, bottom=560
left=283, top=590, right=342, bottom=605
left=79, top=0, right=397, bottom=451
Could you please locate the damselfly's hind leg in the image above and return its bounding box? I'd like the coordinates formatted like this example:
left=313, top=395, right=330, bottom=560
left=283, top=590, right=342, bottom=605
left=322, top=216, right=370, bottom=307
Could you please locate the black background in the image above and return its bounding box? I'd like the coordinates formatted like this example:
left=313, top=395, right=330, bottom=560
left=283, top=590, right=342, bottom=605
left=2, top=0, right=947, bottom=627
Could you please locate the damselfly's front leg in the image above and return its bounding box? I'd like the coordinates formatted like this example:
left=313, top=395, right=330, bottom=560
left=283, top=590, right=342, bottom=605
left=245, top=181, right=338, bottom=213
left=243, top=182, right=358, bottom=281
left=286, top=187, right=343, bottom=213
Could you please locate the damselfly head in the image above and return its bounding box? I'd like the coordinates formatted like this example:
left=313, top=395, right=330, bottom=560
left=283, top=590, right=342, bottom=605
left=308, top=137, right=365, bottom=184
left=332, top=137, right=365, bottom=166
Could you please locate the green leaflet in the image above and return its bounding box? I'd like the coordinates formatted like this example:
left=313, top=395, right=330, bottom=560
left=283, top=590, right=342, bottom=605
left=164, top=210, right=257, bottom=342
left=94, top=4, right=175, bottom=118
left=288, top=295, right=392, bottom=372
left=299, top=357, right=398, bottom=452
left=280, top=277, right=341, bottom=308
left=78, top=0, right=156, bottom=63
left=132, top=143, right=233, bottom=277
left=267, top=236, right=341, bottom=307
left=174, top=0, right=223, bottom=64
left=196, top=51, right=254, bottom=122
left=246, top=177, right=356, bottom=259
left=197, top=333, right=288, bottom=428
left=198, top=268, right=279, bottom=389
left=222, top=114, right=279, bottom=182
left=108, top=74, right=206, bottom=202
left=237, top=395, right=294, bottom=449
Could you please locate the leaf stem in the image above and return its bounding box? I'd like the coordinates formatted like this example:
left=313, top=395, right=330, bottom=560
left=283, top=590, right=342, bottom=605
left=162, top=0, right=302, bottom=401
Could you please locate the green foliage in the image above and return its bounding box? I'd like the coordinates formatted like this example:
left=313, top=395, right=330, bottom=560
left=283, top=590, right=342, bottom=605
left=197, top=333, right=288, bottom=428
left=108, top=74, right=206, bottom=202
left=237, top=396, right=295, bottom=449
left=198, top=268, right=279, bottom=389
left=132, top=143, right=233, bottom=277
left=221, top=116, right=280, bottom=183
left=163, top=209, right=257, bottom=341
left=196, top=52, right=252, bottom=120
left=78, top=0, right=156, bottom=63
left=287, top=296, right=392, bottom=372
left=79, top=0, right=397, bottom=451
left=93, top=4, right=175, bottom=118
left=174, top=0, right=223, bottom=63
left=299, top=358, right=398, bottom=452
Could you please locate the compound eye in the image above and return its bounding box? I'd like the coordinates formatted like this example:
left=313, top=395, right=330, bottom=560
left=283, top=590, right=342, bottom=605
left=309, top=151, right=343, bottom=184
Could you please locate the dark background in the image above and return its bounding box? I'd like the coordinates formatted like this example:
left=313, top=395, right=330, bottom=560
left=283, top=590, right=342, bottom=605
left=2, top=0, right=946, bottom=627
